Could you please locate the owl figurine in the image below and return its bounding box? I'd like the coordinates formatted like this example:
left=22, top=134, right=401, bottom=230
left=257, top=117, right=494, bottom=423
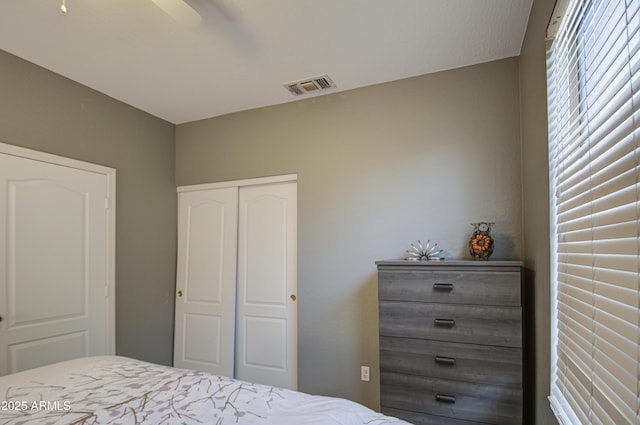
left=469, top=222, right=494, bottom=260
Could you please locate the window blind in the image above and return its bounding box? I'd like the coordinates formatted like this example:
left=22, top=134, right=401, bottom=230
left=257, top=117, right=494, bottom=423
left=546, top=0, right=640, bottom=424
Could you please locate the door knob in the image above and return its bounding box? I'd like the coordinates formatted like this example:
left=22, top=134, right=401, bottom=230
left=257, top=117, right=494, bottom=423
left=290, top=294, right=297, bottom=301
left=177, top=290, right=183, bottom=297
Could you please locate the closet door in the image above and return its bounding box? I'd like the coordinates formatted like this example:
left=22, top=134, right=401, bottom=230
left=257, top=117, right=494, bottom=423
left=0, top=150, right=113, bottom=376
left=235, top=181, right=297, bottom=390
left=174, top=187, right=238, bottom=376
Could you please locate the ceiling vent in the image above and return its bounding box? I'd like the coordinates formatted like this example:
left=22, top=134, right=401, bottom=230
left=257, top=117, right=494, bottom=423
left=284, top=74, right=336, bottom=96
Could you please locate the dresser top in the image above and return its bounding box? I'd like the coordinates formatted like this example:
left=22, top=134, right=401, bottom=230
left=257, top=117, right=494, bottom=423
left=376, top=259, right=523, bottom=271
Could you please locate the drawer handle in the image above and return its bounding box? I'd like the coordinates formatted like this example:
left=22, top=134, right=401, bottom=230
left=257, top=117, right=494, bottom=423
left=434, top=318, right=455, bottom=327
left=435, top=394, right=456, bottom=404
left=433, top=283, right=454, bottom=291
left=434, top=356, right=456, bottom=366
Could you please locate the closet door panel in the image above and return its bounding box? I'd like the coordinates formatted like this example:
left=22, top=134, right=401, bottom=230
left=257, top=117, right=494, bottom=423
left=235, top=181, right=297, bottom=390
left=0, top=152, right=111, bottom=375
left=173, top=187, right=238, bottom=376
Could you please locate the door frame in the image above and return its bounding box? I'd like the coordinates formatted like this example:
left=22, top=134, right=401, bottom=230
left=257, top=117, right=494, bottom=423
left=177, top=174, right=297, bottom=193
left=0, top=142, right=116, bottom=354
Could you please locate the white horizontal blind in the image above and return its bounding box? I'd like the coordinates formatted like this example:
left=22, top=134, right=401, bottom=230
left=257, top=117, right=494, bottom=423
left=546, top=0, right=640, bottom=424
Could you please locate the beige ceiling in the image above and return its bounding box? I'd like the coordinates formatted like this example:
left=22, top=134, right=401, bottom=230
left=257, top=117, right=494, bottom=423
left=0, top=0, right=533, bottom=124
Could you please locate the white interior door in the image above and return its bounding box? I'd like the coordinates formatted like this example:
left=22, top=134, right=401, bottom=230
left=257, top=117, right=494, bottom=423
left=173, top=187, right=238, bottom=376
left=0, top=149, right=114, bottom=376
left=235, top=181, right=297, bottom=390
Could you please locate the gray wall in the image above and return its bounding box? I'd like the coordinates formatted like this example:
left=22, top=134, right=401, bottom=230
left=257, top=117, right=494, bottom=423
left=0, top=50, right=177, bottom=366
left=175, top=57, right=523, bottom=409
left=519, top=0, right=560, bottom=424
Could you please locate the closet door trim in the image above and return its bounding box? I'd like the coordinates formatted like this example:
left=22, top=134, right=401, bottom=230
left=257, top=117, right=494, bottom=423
left=178, top=174, right=296, bottom=193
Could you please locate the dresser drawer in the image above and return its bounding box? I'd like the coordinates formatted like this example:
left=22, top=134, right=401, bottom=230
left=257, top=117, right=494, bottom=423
left=381, top=371, right=523, bottom=425
left=378, top=270, right=521, bottom=306
left=380, top=336, right=522, bottom=386
left=382, top=407, right=488, bottom=425
left=379, top=301, right=522, bottom=347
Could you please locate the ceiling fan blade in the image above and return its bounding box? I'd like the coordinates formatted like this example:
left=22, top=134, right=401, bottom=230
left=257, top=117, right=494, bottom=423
left=151, top=0, right=202, bottom=26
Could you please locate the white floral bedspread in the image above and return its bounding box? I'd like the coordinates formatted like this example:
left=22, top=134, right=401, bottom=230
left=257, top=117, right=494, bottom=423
left=0, top=356, right=409, bottom=425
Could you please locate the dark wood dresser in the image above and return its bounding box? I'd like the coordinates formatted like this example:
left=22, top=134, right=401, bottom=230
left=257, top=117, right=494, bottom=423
left=376, top=260, right=523, bottom=425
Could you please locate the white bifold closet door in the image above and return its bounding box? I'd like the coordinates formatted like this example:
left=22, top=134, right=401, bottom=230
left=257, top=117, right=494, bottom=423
left=173, top=178, right=297, bottom=390
left=0, top=146, right=115, bottom=376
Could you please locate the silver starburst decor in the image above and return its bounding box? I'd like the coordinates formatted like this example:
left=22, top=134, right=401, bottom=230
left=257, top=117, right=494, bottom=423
left=404, top=239, right=444, bottom=261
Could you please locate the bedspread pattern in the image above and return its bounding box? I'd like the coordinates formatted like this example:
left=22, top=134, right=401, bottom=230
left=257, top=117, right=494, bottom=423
left=0, top=356, right=408, bottom=425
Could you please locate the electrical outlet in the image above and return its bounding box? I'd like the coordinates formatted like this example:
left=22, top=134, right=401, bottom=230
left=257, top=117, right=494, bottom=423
left=361, top=366, right=370, bottom=382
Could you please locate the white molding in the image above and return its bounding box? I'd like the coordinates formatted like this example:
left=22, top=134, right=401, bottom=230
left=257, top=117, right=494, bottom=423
left=546, top=0, right=570, bottom=42
left=0, top=142, right=117, bottom=355
left=177, top=173, right=297, bottom=193
left=0, top=142, right=114, bottom=175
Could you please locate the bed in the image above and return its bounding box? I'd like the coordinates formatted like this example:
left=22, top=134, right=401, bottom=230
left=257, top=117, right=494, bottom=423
left=0, top=355, right=410, bottom=424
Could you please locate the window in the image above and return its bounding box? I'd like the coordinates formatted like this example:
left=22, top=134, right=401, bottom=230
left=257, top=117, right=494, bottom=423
left=546, top=0, right=640, bottom=424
